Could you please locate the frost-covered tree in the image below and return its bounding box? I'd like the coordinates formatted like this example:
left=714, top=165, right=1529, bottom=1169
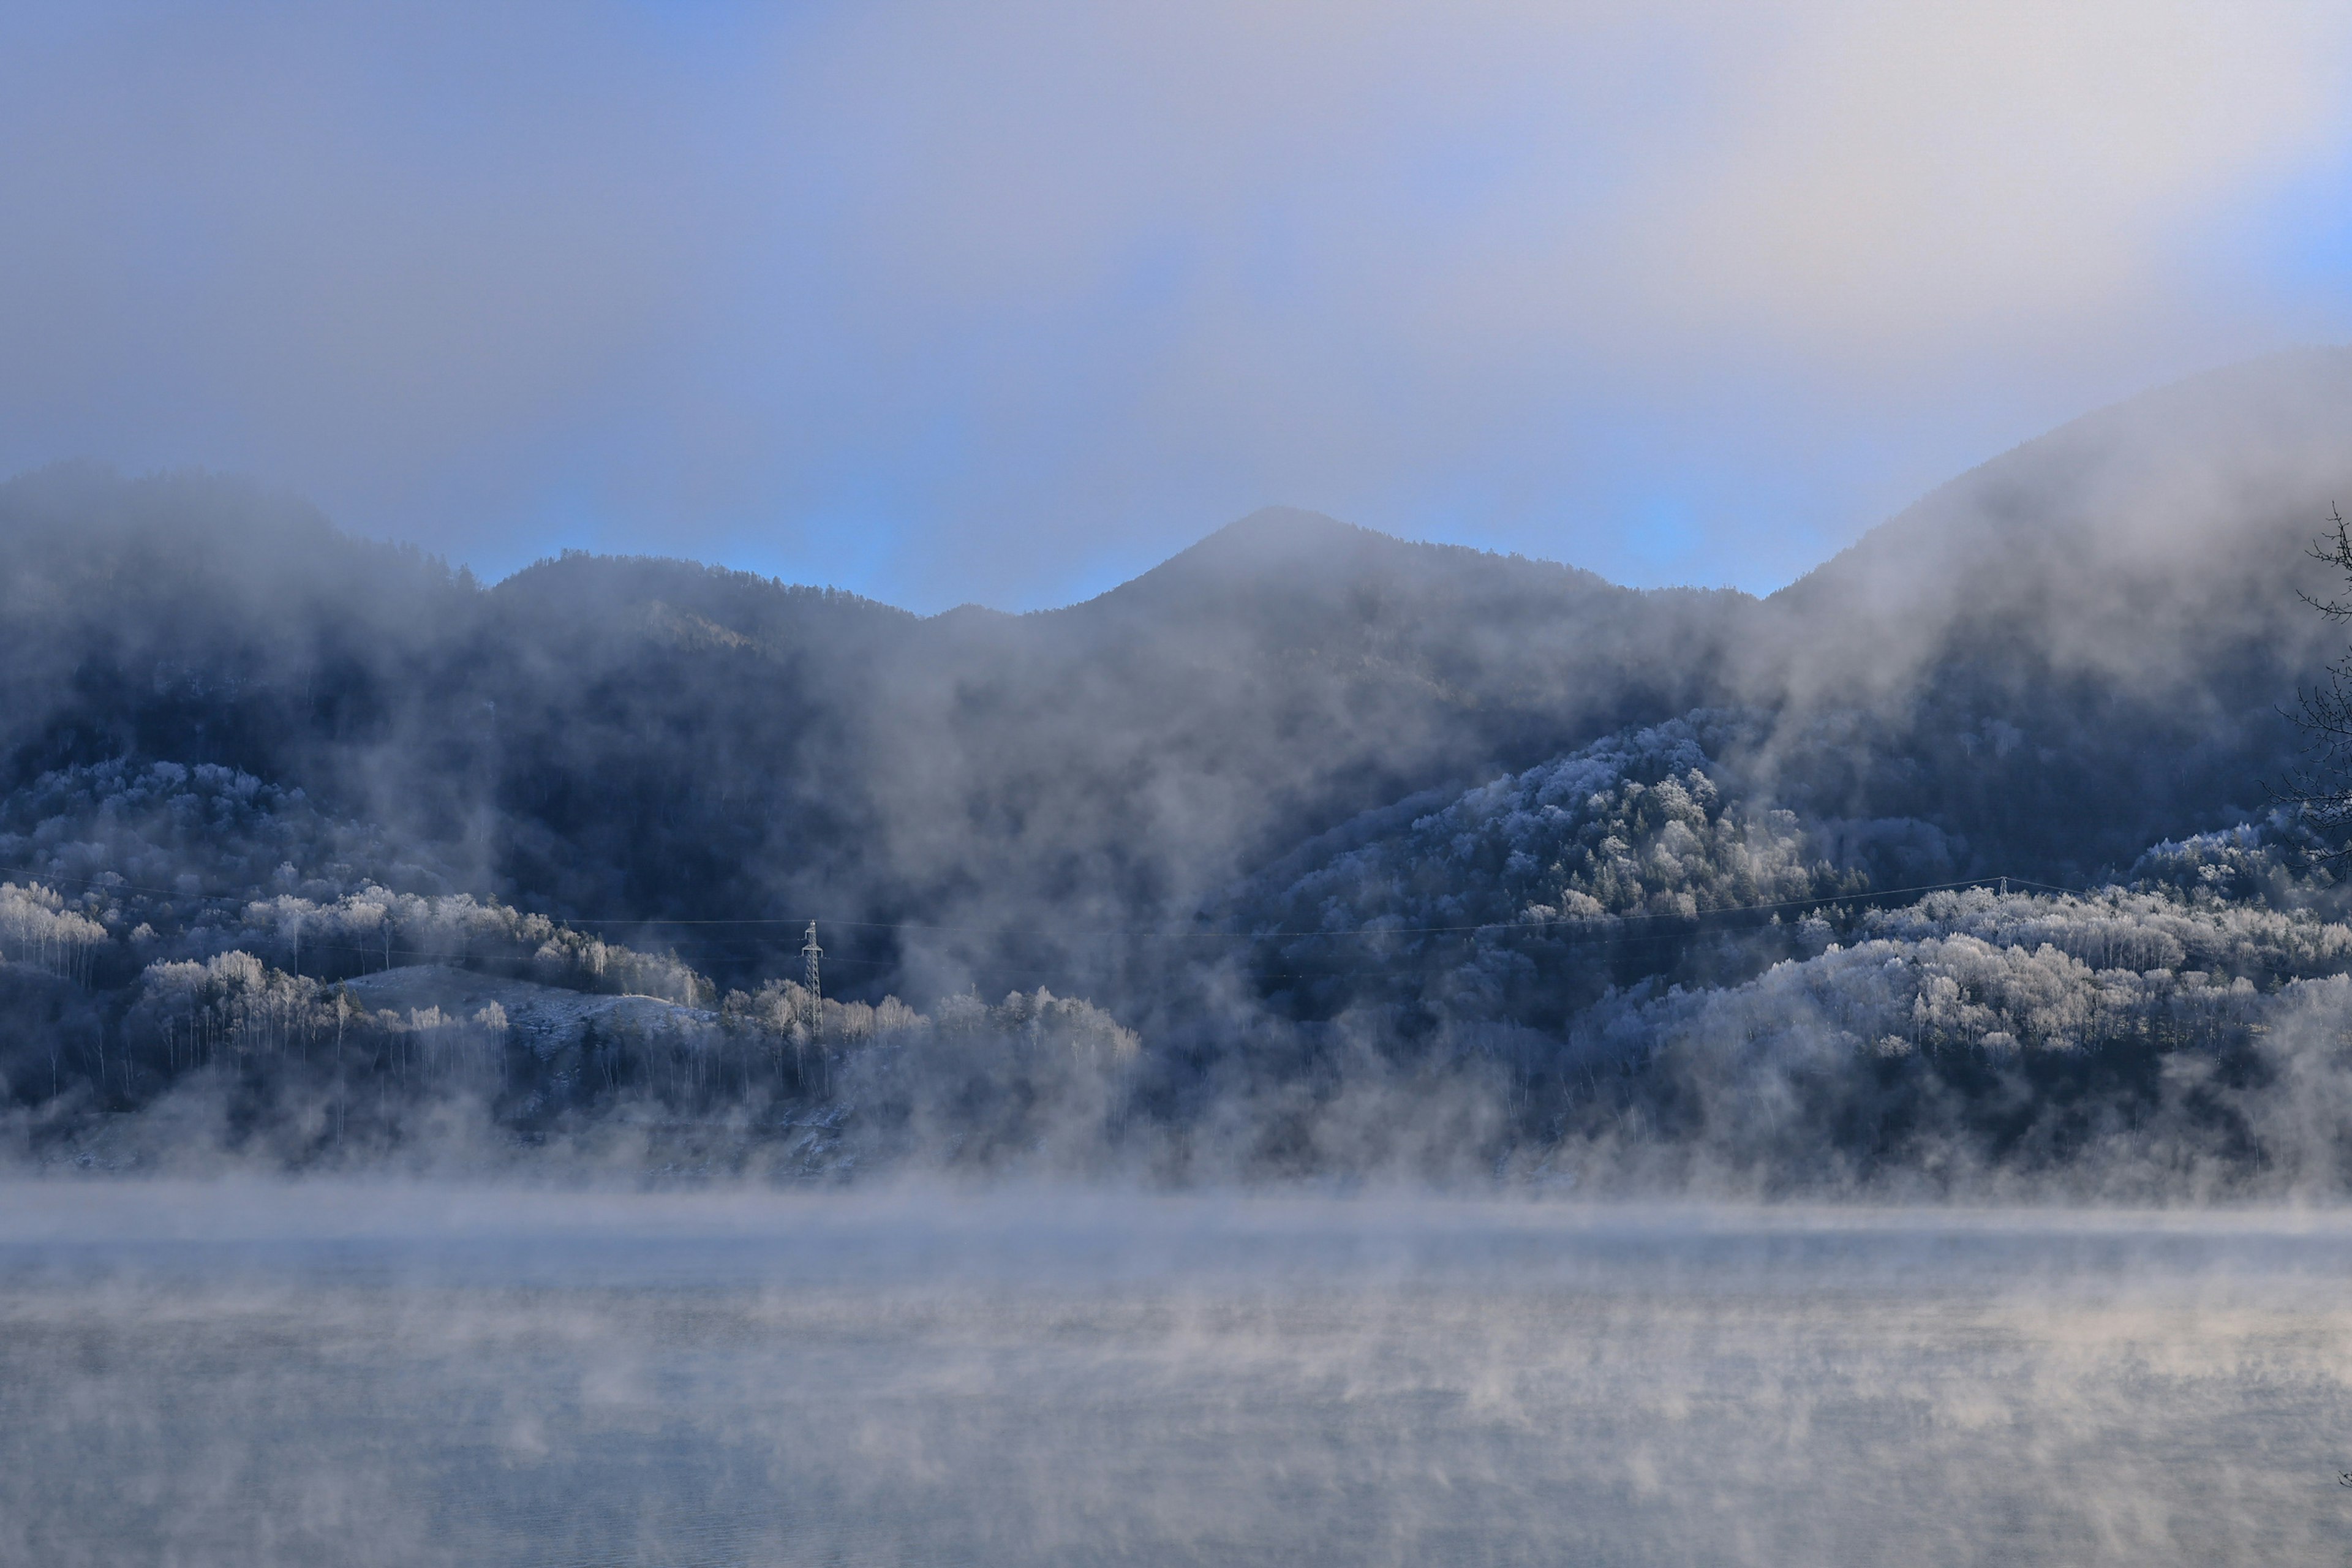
left=1232, top=714, right=1864, bottom=1027
left=0, top=883, right=107, bottom=984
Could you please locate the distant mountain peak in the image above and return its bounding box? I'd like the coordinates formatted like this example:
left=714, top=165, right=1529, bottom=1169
left=1191, top=505, right=1401, bottom=561
left=1213, top=504, right=1374, bottom=541
left=1095, top=505, right=1617, bottom=610
left=925, top=601, right=1016, bottom=626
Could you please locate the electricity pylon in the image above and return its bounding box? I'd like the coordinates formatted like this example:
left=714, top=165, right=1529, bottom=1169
left=801, top=920, right=823, bottom=1038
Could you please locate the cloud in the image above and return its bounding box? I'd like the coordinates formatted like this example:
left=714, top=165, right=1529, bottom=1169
left=1, top=1, right=2348, bottom=608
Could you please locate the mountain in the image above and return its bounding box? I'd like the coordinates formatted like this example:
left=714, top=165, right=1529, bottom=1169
left=1730, top=348, right=2352, bottom=878
left=9, top=353, right=2352, bottom=981
left=0, top=478, right=1756, bottom=997
left=9, top=349, right=2352, bottom=1185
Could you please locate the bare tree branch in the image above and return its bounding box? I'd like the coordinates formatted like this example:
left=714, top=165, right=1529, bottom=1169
left=2274, top=506, right=2352, bottom=859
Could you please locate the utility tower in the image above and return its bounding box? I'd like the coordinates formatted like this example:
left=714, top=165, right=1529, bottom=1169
left=801, top=920, right=823, bottom=1038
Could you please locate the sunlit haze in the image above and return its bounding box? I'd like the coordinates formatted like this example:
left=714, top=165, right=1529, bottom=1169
left=5, top=2, right=2350, bottom=608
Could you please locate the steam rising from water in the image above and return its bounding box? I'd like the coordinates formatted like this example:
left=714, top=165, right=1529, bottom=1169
left=9, top=1183, right=2352, bottom=1565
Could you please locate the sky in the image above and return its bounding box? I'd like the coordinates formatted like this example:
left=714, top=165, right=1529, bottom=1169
left=3, top=1, right=2351, bottom=614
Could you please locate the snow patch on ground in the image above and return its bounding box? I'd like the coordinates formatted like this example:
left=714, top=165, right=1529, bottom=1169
left=338, top=964, right=714, bottom=1057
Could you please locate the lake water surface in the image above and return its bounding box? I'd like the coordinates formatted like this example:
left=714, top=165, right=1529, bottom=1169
left=6, top=1182, right=2352, bottom=1566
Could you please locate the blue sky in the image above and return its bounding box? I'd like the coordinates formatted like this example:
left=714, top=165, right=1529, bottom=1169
left=4, top=1, right=2351, bottom=612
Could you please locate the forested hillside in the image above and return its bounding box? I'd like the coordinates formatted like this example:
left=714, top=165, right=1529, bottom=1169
left=7, top=349, right=2352, bottom=1188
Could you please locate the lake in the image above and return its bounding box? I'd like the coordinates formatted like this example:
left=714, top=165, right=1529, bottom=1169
left=5, top=1182, right=2351, bottom=1565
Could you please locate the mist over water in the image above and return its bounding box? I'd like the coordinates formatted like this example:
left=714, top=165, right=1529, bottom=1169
left=7, top=1182, right=2352, bottom=1566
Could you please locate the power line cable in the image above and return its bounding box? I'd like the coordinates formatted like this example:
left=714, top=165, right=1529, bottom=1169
left=548, top=873, right=2085, bottom=940
left=0, top=859, right=2100, bottom=946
